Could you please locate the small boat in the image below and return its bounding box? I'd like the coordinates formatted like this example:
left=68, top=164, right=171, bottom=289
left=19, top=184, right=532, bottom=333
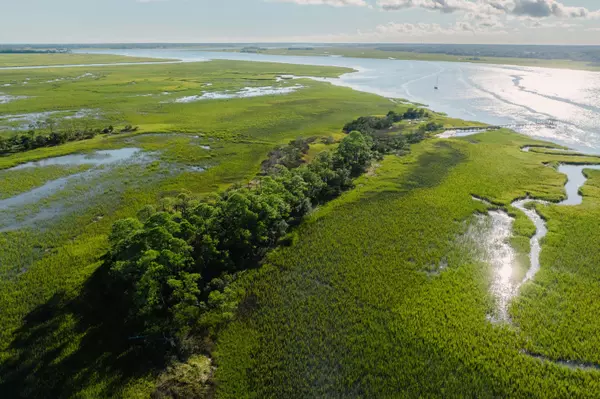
left=434, top=76, right=439, bottom=90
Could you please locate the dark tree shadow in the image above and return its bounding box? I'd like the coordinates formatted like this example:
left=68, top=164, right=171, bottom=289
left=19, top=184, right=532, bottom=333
left=0, top=262, right=170, bottom=398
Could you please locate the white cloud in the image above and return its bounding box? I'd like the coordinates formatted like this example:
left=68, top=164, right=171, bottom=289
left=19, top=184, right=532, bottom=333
left=377, top=0, right=600, bottom=19
left=374, top=19, right=506, bottom=36
left=270, top=0, right=368, bottom=6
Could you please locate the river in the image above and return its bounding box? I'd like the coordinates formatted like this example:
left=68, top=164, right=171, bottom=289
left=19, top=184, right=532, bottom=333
left=58, top=48, right=600, bottom=155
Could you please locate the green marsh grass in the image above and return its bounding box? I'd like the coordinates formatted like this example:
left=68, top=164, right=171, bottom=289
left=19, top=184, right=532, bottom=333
left=215, top=130, right=600, bottom=398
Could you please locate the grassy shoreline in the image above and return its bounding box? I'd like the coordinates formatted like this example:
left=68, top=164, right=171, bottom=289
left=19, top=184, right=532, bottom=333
left=0, top=53, right=175, bottom=68
left=221, top=47, right=600, bottom=72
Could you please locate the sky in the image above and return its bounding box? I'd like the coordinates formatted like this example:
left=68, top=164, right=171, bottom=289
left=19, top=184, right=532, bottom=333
left=1, top=0, right=600, bottom=44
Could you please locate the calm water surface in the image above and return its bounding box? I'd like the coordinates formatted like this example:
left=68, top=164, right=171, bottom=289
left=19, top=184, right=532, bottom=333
left=72, top=49, right=600, bottom=154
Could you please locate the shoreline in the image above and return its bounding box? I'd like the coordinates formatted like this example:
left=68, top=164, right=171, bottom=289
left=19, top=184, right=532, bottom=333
left=218, top=48, right=600, bottom=73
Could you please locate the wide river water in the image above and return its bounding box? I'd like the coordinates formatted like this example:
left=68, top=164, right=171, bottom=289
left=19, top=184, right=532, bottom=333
left=62, top=48, right=600, bottom=154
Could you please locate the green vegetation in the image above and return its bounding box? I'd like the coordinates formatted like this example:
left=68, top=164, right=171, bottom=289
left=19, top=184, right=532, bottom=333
left=3, top=56, right=600, bottom=398
left=0, top=124, right=135, bottom=155
left=0, top=164, right=91, bottom=199
left=0, top=53, right=173, bottom=67
left=101, top=128, right=394, bottom=348
left=0, top=60, right=413, bottom=398
left=215, top=130, right=600, bottom=397
left=513, top=169, right=600, bottom=366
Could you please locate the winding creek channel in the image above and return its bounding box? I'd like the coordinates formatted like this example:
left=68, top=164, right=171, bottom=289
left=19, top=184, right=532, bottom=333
left=472, top=154, right=600, bottom=369
left=478, top=158, right=600, bottom=324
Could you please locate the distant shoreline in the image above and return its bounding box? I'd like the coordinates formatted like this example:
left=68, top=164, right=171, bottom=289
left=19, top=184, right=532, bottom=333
left=218, top=47, right=600, bottom=72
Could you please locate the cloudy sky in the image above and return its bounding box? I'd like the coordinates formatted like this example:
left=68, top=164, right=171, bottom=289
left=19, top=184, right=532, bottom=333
left=1, top=0, right=599, bottom=44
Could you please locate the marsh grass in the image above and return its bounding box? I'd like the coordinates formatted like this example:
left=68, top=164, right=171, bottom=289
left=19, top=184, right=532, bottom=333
left=215, top=130, right=600, bottom=397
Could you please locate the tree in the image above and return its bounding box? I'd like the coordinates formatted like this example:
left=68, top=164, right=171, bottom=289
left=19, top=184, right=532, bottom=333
left=335, top=131, right=374, bottom=176
left=34, top=134, right=48, bottom=148
left=214, top=188, right=290, bottom=271
left=0, top=137, right=9, bottom=153
left=108, top=212, right=200, bottom=341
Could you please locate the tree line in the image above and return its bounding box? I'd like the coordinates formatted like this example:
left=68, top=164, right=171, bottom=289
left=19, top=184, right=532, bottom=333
left=101, top=111, right=437, bottom=350
left=0, top=124, right=138, bottom=155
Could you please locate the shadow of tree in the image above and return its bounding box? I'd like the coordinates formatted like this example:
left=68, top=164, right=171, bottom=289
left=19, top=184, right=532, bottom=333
left=0, top=262, right=169, bottom=398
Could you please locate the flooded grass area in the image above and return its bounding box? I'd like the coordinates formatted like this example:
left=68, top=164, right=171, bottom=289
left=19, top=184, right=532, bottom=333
left=0, top=109, right=102, bottom=131
left=466, top=205, right=519, bottom=322
left=170, top=84, right=304, bottom=103
left=0, top=93, right=28, bottom=104
left=0, top=148, right=155, bottom=232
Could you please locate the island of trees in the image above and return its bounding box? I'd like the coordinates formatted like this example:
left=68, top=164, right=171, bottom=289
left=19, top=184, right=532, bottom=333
left=100, top=109, right=438, bottom=354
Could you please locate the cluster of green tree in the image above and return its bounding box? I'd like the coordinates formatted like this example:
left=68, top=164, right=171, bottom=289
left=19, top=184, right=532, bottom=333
left=400, top=108, right=429, bottom=120
left=342, top=108, right=430, bottom=134
left=342, top=110, right=440, bottom=154
left=102, top=113, right=425, bottom=350
left=260, top=137, right=313, bottom=174
left=0, top=124, right=137, bottom=155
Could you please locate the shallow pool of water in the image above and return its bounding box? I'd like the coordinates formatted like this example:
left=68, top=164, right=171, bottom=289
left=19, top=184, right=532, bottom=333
left=471, top=209, right=518, bottom=323
left=558, top=164, right=600, bottom=205
left=171, top=85, right=303, bottom=103
left=0, top=93, right=28, bottom=104
left=0, top=148, right=148, bottom=231
left=9, top=148, right=142, bottom=170
left=0, top=109, right=100, bottom=130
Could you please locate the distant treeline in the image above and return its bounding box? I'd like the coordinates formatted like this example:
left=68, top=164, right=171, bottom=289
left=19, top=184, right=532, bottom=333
left=0, top=48, right=70, bottom=54
left=10, top=43, right=600, bottom=64
left=240, top=47, right=266, bottom=53
left=0, top=124, right=138, bottom=155
left=372, top=43, right=600, bottom=63
left=97, top=110, right=442, bottom=355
